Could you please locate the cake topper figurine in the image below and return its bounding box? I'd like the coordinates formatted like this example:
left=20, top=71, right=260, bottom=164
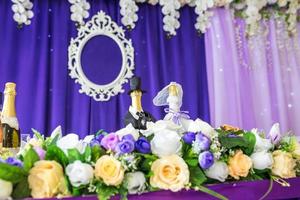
left=124, top=76, right=156, bottom=130
left=152, top=82, right=212, bottom=135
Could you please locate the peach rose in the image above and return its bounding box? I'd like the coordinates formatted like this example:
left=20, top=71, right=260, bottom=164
left=221, top=124, right=240, bottom=132
left=272, top=150, right=296, bottom=179
left=228, top=150, right=252, bottom=180
left=94, top=155, right=124, bottom=186
left=150, top=155, right=189, bottom=192
left=28, top=161, right=69, bottom=198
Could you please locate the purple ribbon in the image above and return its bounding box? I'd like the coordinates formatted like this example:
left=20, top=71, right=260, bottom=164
left=164, top=108, right=190, bottom=125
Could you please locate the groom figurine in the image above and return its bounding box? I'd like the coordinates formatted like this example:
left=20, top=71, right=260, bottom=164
left=124, top=76, right=156, bottom=130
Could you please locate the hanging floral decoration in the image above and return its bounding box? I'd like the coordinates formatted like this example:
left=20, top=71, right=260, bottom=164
left=68, top=0, right=91, bottom=27
left=10, top=0, right=300, bottom=37
left=159, top=0, right=181, bottom=36
left=120, top=0, right=139, bottom=30
left=11, top=0, right=34, bottom=27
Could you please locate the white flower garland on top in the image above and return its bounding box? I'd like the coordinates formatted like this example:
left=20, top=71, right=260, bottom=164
left=11, top=0, right=34, bottom=27
left=192, top=0, right=214, bottom=34
left=69, top=0, right=91, bottom=27
left=120, top=0, right=139, bottom=29
left=160, top=0, right=181, bottom=36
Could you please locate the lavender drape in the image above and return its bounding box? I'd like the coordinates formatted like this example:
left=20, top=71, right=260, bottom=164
left=205, top=9, right=300, bottom=135
left=0, top=0, right=210, bottom=137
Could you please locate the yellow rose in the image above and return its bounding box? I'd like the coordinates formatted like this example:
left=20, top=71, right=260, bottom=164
left=272, top=150, right=296, bottom=179
left=94, top=155, right=124, bottom=186
left=28, top=161, right=69, bottom=198
left=292, top=142, right=300, bottom=160
left=150, top=155, right=189, bottom=192
left=228, top=150, right=252, bottom=180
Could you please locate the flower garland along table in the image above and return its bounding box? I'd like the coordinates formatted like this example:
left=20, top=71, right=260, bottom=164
left=0, top=122, right=300, bottom=200
left=25, top=177, right=300, bottom=200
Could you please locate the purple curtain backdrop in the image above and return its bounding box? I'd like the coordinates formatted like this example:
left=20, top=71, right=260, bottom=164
left=205, top=9, right=300, bottom=135
left=0, top=0, right=210, bottom=137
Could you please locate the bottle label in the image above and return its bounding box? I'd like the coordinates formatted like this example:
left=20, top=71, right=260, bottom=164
left=2, top=123, right=20, bottom=148
left=1, top=116, right=19, bottom=130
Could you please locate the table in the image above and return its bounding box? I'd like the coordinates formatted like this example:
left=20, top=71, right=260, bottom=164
left=27, top=177, right=300, bottom=200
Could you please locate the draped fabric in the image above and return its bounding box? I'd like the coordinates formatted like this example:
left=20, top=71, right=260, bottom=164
left=0, top=0, right=210, bottom=137
left=205, top=9, right=300, bottom=135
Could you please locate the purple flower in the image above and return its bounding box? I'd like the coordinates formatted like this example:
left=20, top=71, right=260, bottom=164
left=116, top=139, right=135, bottom=154
left=198, top=151, right=214, bottom=170
left=122, top=134, right=135, bottom=142
left=90, top=134, right=105, bottom=147
left=135, top=137, right=151, bottom=154
left=95, top=134, right=105, bottom=142
left=183, top=132, right=196, bottom=144
left=5, top=157, right=23, bottom=168
left=34, top=147, right=46, bottom=160
left=101, top=133, right=119, bottom=151
left=195, top=133, right=211, bottom=151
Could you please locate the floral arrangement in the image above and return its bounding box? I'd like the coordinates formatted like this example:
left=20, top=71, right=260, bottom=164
left=119, top=0, right=300, bottom=37
left=0, top=121, right=300, bottom=200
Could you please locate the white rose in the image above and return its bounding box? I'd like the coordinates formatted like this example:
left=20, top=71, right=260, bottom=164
left=205, top=161, right=229, bottom=182
left=0, top=179, right=13, bottom=198
left=250, top=151, right=273, bottom=170
left=66, top=160, right=94, bottom=187
left=115, top=124, right=140, bottom=141
left=56, top=134, right=87, bottom=155
left=252, top=129, right=273, bottom=152
left=151, top=129, right=182, bottom=157
left=124, top=171, right=146, bottom=194
left=194, top=119, right=215, bottom=138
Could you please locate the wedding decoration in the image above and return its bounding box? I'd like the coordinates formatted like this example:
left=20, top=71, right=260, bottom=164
left=117, top=0, right=300, bottom=37
left=68, top=11, right=135, bottom=101
left=159, top=0, right=181, bottom=36
left=68, top=0, right=91, bottom=27
left=119, top=0, right=139, bottom=29
left=1, top=120, right=300, bottom=200
left=11, top=0, right=34, bottom=27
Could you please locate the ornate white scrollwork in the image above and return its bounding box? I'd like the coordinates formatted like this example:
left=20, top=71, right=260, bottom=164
left=68, top=11, right=135, bottom=101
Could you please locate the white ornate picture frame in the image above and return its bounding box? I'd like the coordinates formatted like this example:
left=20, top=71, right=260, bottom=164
left=68, top=11, right=135, bottom=101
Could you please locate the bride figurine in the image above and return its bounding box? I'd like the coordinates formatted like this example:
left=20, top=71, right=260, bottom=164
left=152, top=82, right=215, bottom=137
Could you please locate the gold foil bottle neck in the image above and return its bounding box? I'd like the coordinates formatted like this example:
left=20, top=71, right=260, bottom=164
left=2, top=82, right=17, bottom=117
left=130, top=90, right=143, bottom=112
left=169, top=84, right=178, bottom=96
left=4, top=82, right=16, bottom=96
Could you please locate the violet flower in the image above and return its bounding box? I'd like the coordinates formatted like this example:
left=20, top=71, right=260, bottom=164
left=100, top=133, right=119, bottom=151
left=182, top=132, right=196, bottom=144
left=5, top=157, right=23, bottom=168
left=195, top=133, right=211, bottom=151
left=198, top=151, right=214, bottom=170
left=135, top=137, right=151, bottom=154
left=116, top=139, right=135, bottom=155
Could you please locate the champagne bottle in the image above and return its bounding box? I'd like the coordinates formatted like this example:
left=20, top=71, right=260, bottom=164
left=1, top=83, right=20, bottom=152
left=130, top=90, right=143, bottom=112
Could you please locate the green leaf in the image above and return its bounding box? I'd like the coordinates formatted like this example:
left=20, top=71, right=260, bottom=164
left=31, top=128, right=44, bottom=141
left=12, top=177, right=31, bottom=199
left=68, top=148, right=82, bottom=163
left=45, top=145, right=69, bottom=167
left=44, top=133, right=60, bottom=148
left=243, top=132, right=256, bottom=155
left=189, top=166, right=207, bottom=186
left=96, top=183, right=118, bottom=200
left=219, top=132, right=256, bottom=155
left=0, top=163, right=27, bottom=183
left=185, top=159, right=199, bottom=167
left=23, top=148, right=40, bottom=172
left=91, top=146, right=105, bottom=163
left=198, top=185, right=228, bottom=200
left=84, top=145, right=92, bottom=162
